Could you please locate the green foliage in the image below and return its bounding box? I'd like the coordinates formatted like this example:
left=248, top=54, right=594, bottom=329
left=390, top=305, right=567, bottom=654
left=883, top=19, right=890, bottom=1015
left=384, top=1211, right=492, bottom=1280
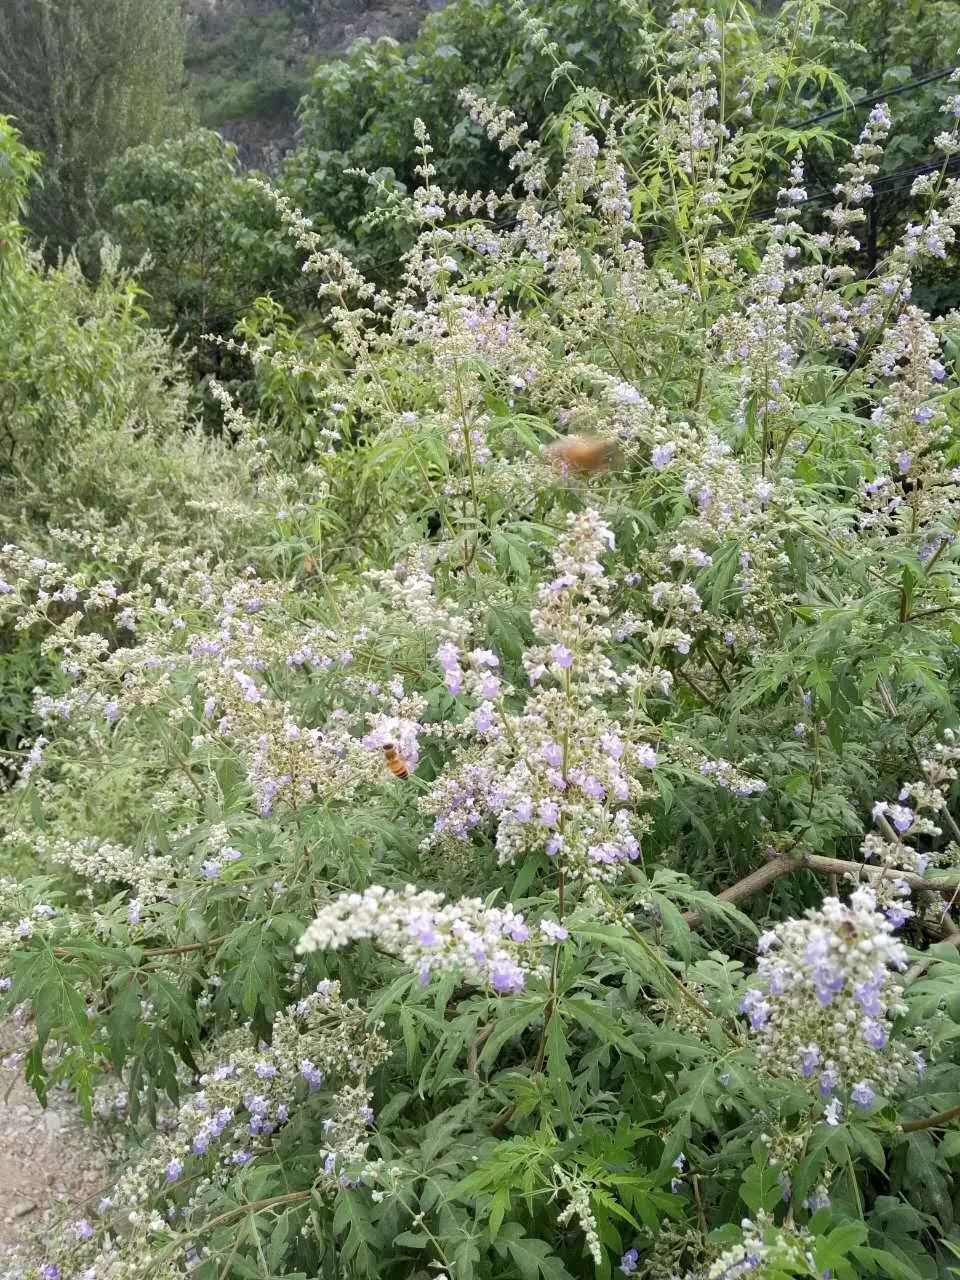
left=185, top=8, right=314, bottom=126
left=0, top=118, right=270, bottom=771
left=289, top=0, right=672, bottom=268
left=0, top=0, right=186, bottom=248
left=9, top=5, right=960, bottom=1280
left=798, top=0, right=960, bottom=304
left=99, top=129, right=308, bottom=365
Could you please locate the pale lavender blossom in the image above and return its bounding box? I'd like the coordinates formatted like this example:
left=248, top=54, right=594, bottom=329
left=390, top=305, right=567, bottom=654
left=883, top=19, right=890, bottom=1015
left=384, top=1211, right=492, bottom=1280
left=612, top=382, right=644, bottom=405
left=743, top=886, right=911, bottom=1100
left=850, top=1080, right=876, bottom=1110
left=298, top=885, right=547, bottom=994
left=232, top=670, right=263, bottom=703
left=619, top=1249, right=640, bottom=1275
left=300, top=1060, right=324, bottom=1089
left=651, top=441, right=677, bottom=469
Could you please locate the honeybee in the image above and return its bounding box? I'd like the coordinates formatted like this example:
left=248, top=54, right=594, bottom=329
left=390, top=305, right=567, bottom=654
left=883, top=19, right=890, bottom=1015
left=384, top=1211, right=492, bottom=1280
left=544, top=435, right=615, bottom=474
left=382, top=743, right=410, bottom=780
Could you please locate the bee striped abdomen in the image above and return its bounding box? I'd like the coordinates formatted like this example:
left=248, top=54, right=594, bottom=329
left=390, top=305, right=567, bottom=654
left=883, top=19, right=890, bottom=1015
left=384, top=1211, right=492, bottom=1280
left=382, top=745, right=409, bottom=779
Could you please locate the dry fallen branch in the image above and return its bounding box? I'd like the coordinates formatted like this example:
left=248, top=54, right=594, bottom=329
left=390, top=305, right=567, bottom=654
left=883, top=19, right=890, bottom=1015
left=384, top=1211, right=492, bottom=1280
left=683, top=854, right=960, bottom=931
left=681, top=853, right=802, bottom=928
left=804, top=855, right=960, bottom=899
left=900, top=1102, right=960, bottom=1133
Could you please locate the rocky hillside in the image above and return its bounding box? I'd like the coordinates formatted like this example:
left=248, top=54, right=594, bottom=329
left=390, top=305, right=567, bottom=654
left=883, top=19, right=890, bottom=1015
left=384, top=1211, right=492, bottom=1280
left=183, top=0, right=444, bottom=167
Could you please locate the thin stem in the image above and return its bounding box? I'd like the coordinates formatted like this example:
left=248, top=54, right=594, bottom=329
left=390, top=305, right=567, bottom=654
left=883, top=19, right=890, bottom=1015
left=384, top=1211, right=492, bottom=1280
left=142, top=935, right=230, bottom=958
left=597, top=885, right=736, bottom=1040
left=187, top=1190, right=311, bottom=1236
left=53, top=935, right=229, bottom=962
left=676, top=668, right=722, bottom=712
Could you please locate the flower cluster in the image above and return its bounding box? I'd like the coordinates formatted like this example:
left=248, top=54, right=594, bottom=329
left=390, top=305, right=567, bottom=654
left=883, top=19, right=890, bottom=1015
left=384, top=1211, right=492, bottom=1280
left=683, top=1217, right=820, bottom=1280
left=13, top=983, right=388, bottom=1280
left=421, top=509, right=765, bottom=882
left=860, top=733, right=960, bottom=920
left=298, top=885, right=563, bottom=993
left=860, top=304, right=957, bottom=536
left=0, top=877, right=66, bottom=956
left=741, top=885, right=914, bottom=1111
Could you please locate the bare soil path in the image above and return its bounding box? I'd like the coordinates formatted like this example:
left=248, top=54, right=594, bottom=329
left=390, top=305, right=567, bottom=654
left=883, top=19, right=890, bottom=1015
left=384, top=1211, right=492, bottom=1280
left=0, top=1018, right=110, bottom=1263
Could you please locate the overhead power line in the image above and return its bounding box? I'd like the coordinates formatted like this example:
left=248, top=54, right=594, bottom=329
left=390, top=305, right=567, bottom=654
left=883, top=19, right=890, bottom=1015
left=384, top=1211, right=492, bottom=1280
left=790, top=67, right=956, bottom=129
left=746, top=152, right=960, bottom=223
left=338, top=71, right=960, bottom=275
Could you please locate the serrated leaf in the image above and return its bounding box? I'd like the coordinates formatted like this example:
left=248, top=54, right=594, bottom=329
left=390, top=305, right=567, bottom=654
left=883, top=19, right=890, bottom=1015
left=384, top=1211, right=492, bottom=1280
left=478, top=998, right=546, bottom=1070
left=489, top=1184, right=510, bottom=1239
left=493, top=1223, right=575, bottom=1280
left=740, top=1162, right=783, bottom=1213
left=563, top=997, right=642, bottom=1057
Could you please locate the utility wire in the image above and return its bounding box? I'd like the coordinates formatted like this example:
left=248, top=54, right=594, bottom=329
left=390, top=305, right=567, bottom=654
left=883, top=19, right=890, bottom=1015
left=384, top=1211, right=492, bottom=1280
left=747, top=152, right=960, bottom=222
left=342, top=72, right=960, bottom=274
left=789, top=67, right=956, bottom=129
left=356, top=149, right=960, bottom=272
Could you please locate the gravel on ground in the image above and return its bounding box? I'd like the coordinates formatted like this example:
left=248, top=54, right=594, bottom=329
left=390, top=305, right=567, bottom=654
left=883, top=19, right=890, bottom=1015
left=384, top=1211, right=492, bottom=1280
left=0, top=1015, right=110, bottom=1262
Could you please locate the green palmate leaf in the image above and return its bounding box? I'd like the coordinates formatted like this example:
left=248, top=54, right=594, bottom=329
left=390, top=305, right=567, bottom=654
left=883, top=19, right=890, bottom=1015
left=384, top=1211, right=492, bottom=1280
left=740, top=1162, right=784, bottom=1213
left=562, top=996, right=643, bottom=1058
left=145, top=971, right=200, bottom=1045
left=492, top=1223, right=576, bottom=1280
left=663, top=1062, right=726, bottom=1128
left=220, top=921, right=286, bottom=1020
left=850, top=1245, right=925, bottom=1280
left=392, top=1230, right=432, bottom=1249
left=546, top=1009, right=573, bottom=1123
left=13, top=942, right=95, bottom=1051
left=478, top=997, right=549, bottom=1070
left=849, top=1120, right=887, bottom=1172
left=649, top=892, right=692, bottom=959
left=630, top=1027, right=711, bottom=1062
left=453, top=1233, right=482, bottom=1280
left=333, top=1187, right=382, bottom=1276
left=814, top=1221, right=870, bottom=1269
left=106, top=971, right=141, bottom=1072
left=570, top=921, right=675, bottom=1000
left=488, top=1184, right=511, bottom=1239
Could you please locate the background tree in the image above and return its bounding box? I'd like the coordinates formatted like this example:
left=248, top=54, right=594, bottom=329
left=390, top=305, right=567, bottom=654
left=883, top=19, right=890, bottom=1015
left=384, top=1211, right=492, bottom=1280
left=287, top=0, right=672, bottom=274
left=100, top=129, right=309, bottom=370
left=0, top=0, right=186, bottom=249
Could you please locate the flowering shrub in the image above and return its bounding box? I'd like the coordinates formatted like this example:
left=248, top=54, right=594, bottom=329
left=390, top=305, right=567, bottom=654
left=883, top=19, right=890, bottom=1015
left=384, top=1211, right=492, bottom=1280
left=742, top=885, right=914, bottom=1109
left=8, top=4, right=960, bottom=1279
